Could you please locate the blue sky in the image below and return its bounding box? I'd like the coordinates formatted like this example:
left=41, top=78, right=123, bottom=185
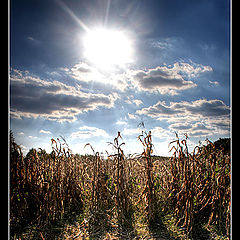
left=10, top=0, right=231, bottom=156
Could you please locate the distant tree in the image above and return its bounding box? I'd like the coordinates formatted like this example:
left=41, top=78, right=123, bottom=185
left=10, top=130, right=22, bottom=162
left=214, top=138, right=230, bottom=155
left=25, top=148, right=37, bottom=159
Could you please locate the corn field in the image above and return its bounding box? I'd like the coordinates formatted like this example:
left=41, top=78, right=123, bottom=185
left=9, top=130, right=231, bottom=239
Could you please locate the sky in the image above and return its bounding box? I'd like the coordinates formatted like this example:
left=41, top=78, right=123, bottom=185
left=10, top=0, right=231, bottom=156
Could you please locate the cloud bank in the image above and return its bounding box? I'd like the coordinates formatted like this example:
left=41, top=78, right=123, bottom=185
left=10, top=69, right=117, bottom=122
left=136, top=99, right=229, bottom=119
left=136, top=99, right=230, bottom=137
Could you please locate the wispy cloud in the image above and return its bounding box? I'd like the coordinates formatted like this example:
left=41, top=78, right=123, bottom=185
left=28, top=135, right=38, bottom=139
left=148, top=37, right=185, bottom=51
left=128, top=113, right=138, bottom=120
left=69, top=62, right=129, bottom=91
left=27, top=36, right=41, bottom=46
left=17, top=132, right=25, bottom=136
left=39, top=130, right=52, bottom=134
left=70, top=126, right=109, bottom=139
left=122, top=127, right=141, bottom=136
left=125, top=96, right=143, bottom=106
left=209, top=80, right=220, bottom=86
left=116, top=120, right=128, bottom=125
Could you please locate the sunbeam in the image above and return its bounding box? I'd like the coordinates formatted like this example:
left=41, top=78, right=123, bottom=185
left=57, top=0, right=90, bottom=32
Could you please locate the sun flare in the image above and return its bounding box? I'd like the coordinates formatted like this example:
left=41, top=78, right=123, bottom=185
left=83, top=28, right=133, bottom=70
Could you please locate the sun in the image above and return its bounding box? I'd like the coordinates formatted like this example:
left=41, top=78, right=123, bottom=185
left=82, top=28, right=133, bottom=70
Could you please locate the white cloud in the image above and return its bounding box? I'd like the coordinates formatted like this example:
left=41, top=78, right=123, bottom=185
left=70, top=126, right=110, bottom=139
left=125, top=96, right=143, bottom=106
left=122, top=127, right=141, bottom=136
left=133, top=99, right=143, bottom=106
left=39, top=130, right=52, bottom=134
left=149, top=37, right=185, bottom=51
left=116, top=120, right=128, bottom=125
left=151, top=126, right=172, bottom=139
left=172, top=62, right=212, bottom=78
left=128, top=113, right=137, bottom=119
left=136, top=99, right=230, bottom=138
left=28, top=135, right=38, bottom=139
left=69, top=62, right=129, bottom=91
left=209, top=80, right=220, bottom=86
left=17, top=132, right=25, bottom=135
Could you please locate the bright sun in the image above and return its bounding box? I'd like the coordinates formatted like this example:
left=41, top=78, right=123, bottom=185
left=83, top=28, right=133, bottom=70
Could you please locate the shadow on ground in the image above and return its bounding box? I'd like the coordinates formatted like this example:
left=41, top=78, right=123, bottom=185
left=191, top=223, right=211, bottom=240
left=88, top=211, right=113, bottom=239
left=149, top=216, right=178, bottom=240
left=10, top=202, right=83, bottom=240
left=88, top=210, right=137, bottom=240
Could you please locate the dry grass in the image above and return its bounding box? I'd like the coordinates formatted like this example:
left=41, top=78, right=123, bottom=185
left=165, top=134, right=230, bottom=237
left=9, top=130, right=231, bottom=239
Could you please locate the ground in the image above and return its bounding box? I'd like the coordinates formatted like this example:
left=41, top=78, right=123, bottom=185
left=13, top=210, right=228, bottom=240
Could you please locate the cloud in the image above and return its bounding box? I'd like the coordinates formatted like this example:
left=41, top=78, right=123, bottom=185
left=136, top=101, right=183, bottom=118
left=28, top=135, right=38, bottom=139
left=137, top=99, right=229, bottom=119
left=128, top=113, right=137, bottom=119
left=17, top=132, right=25, bottom=136
left=39, top=60, right=212, bottom=96
left=136, top=99, right=230, bottom=137
left=183, top=99, right=230, bottom=117
left=39, top=130, right=52, bottom=134
left=169, top=122, right=214, bottom=137
left=69, top=62, right=129, bottom=91
left=128, top=62, right=212, bottom=95
left=168, top=117, right=230, bottom=138
left=70, top=126, right=109, bottom=139
left=10, top=69, right=117, bottom=122
left=125, top=96, right=143, bottom=106
left=149, top=37, right=180, bottom=50
left=132, top=99, right=143, bottom=106
left=27, top=36, right=41, bottom=46
left=116, top=120, right=128, bottom=125
left=209, top=80, right=220, bottom=86
left=71, top=62, right=94, bottom=74
left=151, top=126, right=172, bottom=139
left=122, top=127, right=141, bottom=136
left=69, top=61, right=212, bottom=95
left=128, top=66, right=195, bottom=95
left=172, top=62, right=212, bottom=78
